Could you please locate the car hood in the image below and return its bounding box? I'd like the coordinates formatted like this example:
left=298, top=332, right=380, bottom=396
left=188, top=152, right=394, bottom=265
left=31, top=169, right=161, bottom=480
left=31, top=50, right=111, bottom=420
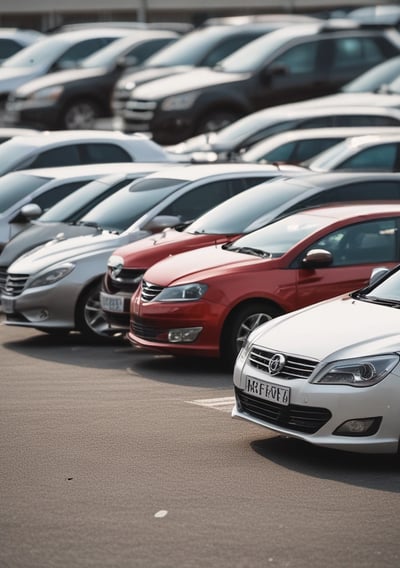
left=15, top=68, right=106, bottom=95
left=133, top=67, right=246, bottom=100
left=8, top=230, right=135, bottom=274
left=119, top=65, right=195, bottom=88
left=0, top=221, right=100, bottom=267
left=114, top=227, right=238, bottom=267
left=145, top=243, right=267, bottom=285
left=0, top=67, right=42, bottom=93
left=249, top=294, right=400, bottom=363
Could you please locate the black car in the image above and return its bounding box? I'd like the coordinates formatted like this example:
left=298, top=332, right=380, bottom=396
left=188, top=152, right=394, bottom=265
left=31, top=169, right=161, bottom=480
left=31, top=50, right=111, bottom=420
left=4, top=30, right=179, bottom=130
left=121, top=20, right=400, bottom=144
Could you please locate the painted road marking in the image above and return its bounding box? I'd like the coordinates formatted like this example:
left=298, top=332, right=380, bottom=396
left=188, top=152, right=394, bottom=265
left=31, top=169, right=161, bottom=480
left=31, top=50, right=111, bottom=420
left=186, top=396, right=235, bottom=413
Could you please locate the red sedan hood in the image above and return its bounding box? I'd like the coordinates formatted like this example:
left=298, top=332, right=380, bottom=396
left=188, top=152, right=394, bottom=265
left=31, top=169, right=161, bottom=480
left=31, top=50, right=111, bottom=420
left=144, top=243, right=266, bottom=286
left=116, top=228, right=239, bottom=267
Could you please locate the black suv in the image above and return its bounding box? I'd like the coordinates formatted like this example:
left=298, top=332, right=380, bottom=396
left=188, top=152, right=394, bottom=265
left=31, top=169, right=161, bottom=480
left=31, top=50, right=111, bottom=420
left=120, top=21, right=400, bottom=144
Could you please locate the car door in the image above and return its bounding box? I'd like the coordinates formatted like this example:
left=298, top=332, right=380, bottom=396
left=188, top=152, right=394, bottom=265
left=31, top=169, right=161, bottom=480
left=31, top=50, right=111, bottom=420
left=292, top=217, right=400, bottom=308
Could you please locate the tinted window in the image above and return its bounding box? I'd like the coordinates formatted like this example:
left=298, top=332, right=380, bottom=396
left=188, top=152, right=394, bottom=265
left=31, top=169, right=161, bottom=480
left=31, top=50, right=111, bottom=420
left=55, top=38, right=115, bottom=69
left=81, top=143, right=132, bottom=163
left=335, top=143, right=398, bottom=171
left=331, top=37, right=384, bottom=71
left=33, top=181, right=86, bottom=211
left=29, top=145, right=81, bottom=168
left=203, top=33, right=263, bottom=66
left=0, top=173, right=50, bottom=213
left=271, top=41, right=318, bottom=74
left=0, top=38, right=21, bottom=59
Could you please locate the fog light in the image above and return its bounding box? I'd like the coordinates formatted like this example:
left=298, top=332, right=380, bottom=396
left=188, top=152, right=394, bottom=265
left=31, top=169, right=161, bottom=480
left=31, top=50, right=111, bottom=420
left=168, top=327, right=202, bottom=343
left=333, top=417, right=381, bottom=437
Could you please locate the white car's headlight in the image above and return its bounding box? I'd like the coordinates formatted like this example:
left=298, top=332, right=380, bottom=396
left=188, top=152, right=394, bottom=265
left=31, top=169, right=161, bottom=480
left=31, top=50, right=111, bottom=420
left=161, top=92, right=199, bottom=111
left=29, top=263, right=75, bottom=289
left=27, top=85, right=64, bottom=103
left=312, top=354, right=399, bottom=387
left=156, top=283, right=207, bottom=302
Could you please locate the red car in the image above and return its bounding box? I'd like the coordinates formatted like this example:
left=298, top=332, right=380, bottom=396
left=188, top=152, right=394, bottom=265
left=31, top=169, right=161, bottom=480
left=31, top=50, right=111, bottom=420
left=127, top=203, right=400, bottom=368
left=102, top=171, right=400, bottom=333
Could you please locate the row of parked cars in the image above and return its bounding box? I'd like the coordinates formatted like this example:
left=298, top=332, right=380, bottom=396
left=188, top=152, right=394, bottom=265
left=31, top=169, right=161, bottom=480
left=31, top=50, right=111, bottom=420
left=2, top=13, right=400, bottom=457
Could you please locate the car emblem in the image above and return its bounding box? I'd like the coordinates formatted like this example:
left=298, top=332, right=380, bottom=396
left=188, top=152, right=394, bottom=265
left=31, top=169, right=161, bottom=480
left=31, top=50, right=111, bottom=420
left=268, top=353, right=286, bottom=376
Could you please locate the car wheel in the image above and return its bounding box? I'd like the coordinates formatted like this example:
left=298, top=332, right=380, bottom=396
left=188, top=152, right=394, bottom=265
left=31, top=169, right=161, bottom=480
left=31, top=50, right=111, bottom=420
left=221, top=301, right=283, bottom=369
left=62, top=100, right=101, bottom=130
left=196, top=110, right=240, bottom=135
left=75, top=280, right=117, bottom=340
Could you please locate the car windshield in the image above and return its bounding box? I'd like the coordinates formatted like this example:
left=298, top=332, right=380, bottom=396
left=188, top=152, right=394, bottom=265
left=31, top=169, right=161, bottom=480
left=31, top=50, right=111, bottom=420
left=342, top=55, right=400, bottom=93
left=0, top=140, right=32, bottom=175
left=0, top=172, right=51, bottom=213
left=39, top=176, right=127, bottom=222
left=186, top=177, right=307, bottom=235
left=224, top=210, right=328, bottom=257
left=143, top=26, right=233, bottom=67
left=360, top=267, right=400, bottom=303
left=2, top=36, right=70, bottom=68
left=80, top=35, right=144, bottom=69
left=78, top=177, right=185, bottom=232
left=216, top=25, right=315, bottom=73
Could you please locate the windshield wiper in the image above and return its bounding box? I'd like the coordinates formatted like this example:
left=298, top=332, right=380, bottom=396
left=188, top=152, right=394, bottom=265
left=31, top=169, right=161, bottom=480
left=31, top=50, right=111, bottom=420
left=355, top=292, right=400, bottom=308
left=76, top=221, right=101, bottom=229
left=228, top=245, right=271, bottom=258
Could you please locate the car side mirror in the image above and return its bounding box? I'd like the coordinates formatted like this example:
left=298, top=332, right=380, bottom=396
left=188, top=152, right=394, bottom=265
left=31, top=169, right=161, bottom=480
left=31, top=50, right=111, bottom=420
left=144, top=215, right=182, bottom=233
left=301, top=248, right=333, bottom=268
left=261, top=63, right=288, bottom=83
left=369, top=266, right=390, bottom=286
left=13, top=203, right=43, bottom=223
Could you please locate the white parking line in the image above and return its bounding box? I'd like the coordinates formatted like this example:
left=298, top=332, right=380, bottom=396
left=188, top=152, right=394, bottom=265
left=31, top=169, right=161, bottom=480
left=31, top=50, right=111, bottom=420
left=187, top=396, right=235, bottom=413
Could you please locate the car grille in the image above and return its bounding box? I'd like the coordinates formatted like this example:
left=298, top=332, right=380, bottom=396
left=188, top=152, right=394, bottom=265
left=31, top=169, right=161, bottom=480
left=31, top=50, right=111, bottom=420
left=141, top=280, right=164, bottom=302
left=0, top=267, right=7, bottom=294
left=249, top=346, right=319, bottom=379
left=3, top=273, right=29, bottom=296
left=105, top=267, right=144, bottom=294
left=235, top=387, right=331, bottom=434
left=131, top=315, right=164, bottom=341
left=111, top=85, right=132, bottom=115
left=123, top=98, right=156, bottom=127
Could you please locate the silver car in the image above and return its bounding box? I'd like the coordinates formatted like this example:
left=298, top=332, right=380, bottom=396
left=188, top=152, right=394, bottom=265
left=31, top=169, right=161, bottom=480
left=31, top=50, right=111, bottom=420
left=0, top=163, right=299, bottom=339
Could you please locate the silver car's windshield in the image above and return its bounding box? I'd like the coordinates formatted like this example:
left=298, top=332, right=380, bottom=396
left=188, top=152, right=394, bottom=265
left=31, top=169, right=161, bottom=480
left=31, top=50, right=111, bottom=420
left=2, top=36, right=70, bottom=68
left=0, top=172, right=50, bottom=213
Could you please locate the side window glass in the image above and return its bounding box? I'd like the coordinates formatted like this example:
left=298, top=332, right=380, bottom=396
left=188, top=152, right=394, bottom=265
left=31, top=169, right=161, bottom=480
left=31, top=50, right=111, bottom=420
left=125, top=39, right=174, bottom=65
left=55, top=38, right=114, bottom=69
left=260, top=142, right=296, bottom=163
left=300, top=117, right=333, bottom=128
left=0, top=39, right=21, bottom=59
left=294, top=138, right=342, bottom=162
left=333, top=115, right=400, bottom=127
left=272, top=41, right=318, bottom=74
left=307, top=219, right=398, bottom=266
left=332, top=37, right=384, bottom=70
left=32, top=181, right=86, bottom=211
left=29, top=145, right=81, bottom=168
left=336, top=143, right=397, bottom=171
left=203, top=35, right=259, bottom=67
left=82, top=143, right=132, bottom=164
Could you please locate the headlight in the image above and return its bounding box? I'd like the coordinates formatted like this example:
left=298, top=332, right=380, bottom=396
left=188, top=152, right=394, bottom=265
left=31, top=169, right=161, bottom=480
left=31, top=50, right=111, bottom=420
left=108, top=254, right=124, bottom=271
left=27, top=85, right=64, bottom=103
left=156, top=283, right=207, bottom=302
left=311, top=354, right=399, bottom=387
left=29, top=263, right=75, bottom=289
left=161, top=92, right=199, bottom=111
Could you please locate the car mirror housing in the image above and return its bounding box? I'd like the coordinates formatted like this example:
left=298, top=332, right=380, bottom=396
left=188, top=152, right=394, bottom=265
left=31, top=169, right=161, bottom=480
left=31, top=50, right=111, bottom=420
left=301, top=248, right=333, bottom=268
left=144, top=215, right=182, bottom=233
left=369, top=266, right=390, bottom=287
left=18, top=203, right=43, bottom=221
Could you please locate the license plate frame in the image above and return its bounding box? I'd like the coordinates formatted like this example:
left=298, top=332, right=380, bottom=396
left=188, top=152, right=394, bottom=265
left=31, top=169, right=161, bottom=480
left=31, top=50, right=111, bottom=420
left=100, top=291, right=124, bottom=313
left=244, top=375, right=290, bottom=406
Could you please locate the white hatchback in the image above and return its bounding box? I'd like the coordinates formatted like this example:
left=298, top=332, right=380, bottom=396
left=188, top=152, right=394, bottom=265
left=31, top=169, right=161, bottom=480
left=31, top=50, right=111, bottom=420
left=233, top=265, right=400, bottom=455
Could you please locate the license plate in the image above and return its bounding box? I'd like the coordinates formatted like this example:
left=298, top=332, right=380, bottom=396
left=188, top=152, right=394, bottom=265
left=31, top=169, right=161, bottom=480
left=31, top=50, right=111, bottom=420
left=1, top=296, right=15, bottom=314
left=100, top=291, right=124, bottom=313
left=244, top=376, right=290, bottom=406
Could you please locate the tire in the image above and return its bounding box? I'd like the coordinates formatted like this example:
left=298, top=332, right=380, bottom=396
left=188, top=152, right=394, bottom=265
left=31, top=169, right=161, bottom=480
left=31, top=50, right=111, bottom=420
left=62, top=100, right=101, bottom=130
left=221, top=301, right=283, bottom=369
left=195, top=110, right=240, bottom=135
left=75, top=281, right=117, bottom=340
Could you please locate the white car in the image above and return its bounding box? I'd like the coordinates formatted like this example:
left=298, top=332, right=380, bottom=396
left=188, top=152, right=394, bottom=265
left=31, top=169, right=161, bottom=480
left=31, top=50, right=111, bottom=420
left=232, top=261, right=400, bottom=455
left=0, top=28, right=44, bottom=63
left=0, top=130, right=173, bottom=177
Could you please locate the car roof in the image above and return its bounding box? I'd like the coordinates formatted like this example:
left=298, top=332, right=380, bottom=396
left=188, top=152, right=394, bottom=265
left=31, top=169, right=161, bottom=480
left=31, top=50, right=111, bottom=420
left=41, top=28, right=140, bottom=41
left=248, top=126, right=400, bottom=145
left=285, top=202, right=400, bottom=223
left=3, top=130, right=156, bottom=149
left=15, top=162, right=175, bottom=180
left=325, top=131, right=400, bottom=150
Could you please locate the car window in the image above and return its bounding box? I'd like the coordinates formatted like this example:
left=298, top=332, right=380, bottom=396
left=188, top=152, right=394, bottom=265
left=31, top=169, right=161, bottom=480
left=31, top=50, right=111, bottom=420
left=125, top=39, right=175, bottom=65
left=305, top=218, right=398, bottom=266
left=333, top=115, right=400, bottom=127
left=28, top=145, right=81, bottom=168
left=204, top=34, right=263, bottom=67
left=271, top=41, right=318, bottom=74
left=81, top=143, right=132, bottom=164
left=32, top=180, right=87, bottom=211
left=334, top=143, right=398, bottom=171
left=331, top=37, right=385, bottom=71
left=293, top=138, right=343, bottom=162
left=0, top=38, right=22, bottom=59
left=55, top=38, right=115, bottom=69
left=0, top=173, right=50, bottom=213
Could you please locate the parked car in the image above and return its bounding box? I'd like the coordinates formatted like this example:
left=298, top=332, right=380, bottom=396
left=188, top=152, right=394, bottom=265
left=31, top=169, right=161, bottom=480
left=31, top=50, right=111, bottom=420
left=111, top=20, right=303, bottom=131
left=0, top=163, right=298, bottom=338
left=122, top=20, right=400, bottom=144
left=0, top=28, right=135, bottom=109
left=0, top=162, right=176, bottom=293
left=306, top=132, right=400, bottom=172
left=234, top=126, right=400, bottom=165
left=102, top=170, right=400, bottom=334
left=0, top=130, right=173, bottom=177
left=127, top=202, right=400, bottom=368
left=232, top=252, right=400, bottom=455
left=166, top=103, right=400, bottom=162
left=3, top=29, right=179, bottom=130
left=0, top=28, right=44, bottom=64
left=0, top=127, right=38, bottom=143
left=0, top=162, right=168, bottom=251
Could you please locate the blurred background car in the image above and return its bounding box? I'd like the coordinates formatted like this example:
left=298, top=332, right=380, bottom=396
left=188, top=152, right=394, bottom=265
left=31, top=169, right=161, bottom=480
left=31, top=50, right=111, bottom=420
left=127, top=202, right=400, bottom=368
left=0, top=130, right=173, bottom=177
left=166, top=103, right=400, bottom=162
left=0, top=162, right=303, bottom=338
left=3, top=29, right=180, bottom=130
left=0, top=28, right=44, bottom=64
